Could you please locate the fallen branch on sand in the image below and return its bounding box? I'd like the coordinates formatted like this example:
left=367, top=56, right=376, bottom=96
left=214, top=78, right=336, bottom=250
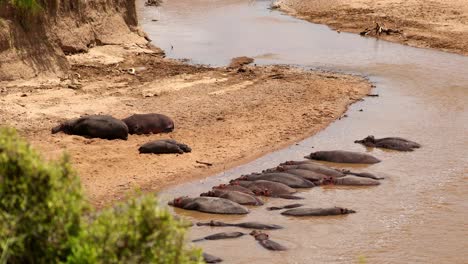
left=360, top=22, right=402, bottom=37
left=196, top=160, right=213, bottom=166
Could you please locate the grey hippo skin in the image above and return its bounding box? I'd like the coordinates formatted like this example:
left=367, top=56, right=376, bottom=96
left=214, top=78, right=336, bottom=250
left=250, top=231, right=287, bottom=251
left=138, top=139, right=191, bottom=154
left=267, top=203, right=304, bottom=211
left=192, top=232, right=245, bottom=242
left=278, top=164, right=345, bottom=178
left=342, top=170, right=385, bottom=180
left=196, top=220, right=283, bottom=230
left=306, top=150, right=381, bottom=164
left=355, top=135, right=421, bottom=151
left=237, top=172, right=315, bottom=188
left=122, top=113, right=174, bottom=135
left=200, top=189, right=264, bottom=206
left=51, top=115, right=128, bottom=140
left=232, top=180, right=297, bottom=196
left=281, top=207, right=356, bottom=216
left=212, top=184, right=256, bottom=196
left=333, top=176, right=381, bottom=186
left=265, top=168, right=334, bottom=184
left=202, top=253, right=223, bottom=263
left=169, top=197, right=249, bottom=215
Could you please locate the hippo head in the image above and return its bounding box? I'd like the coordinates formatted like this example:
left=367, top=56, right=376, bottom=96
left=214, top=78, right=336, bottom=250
left=51, top=122, right=72, bottom=134
left=340, top=207, right=356, bottom=214
left=276, top=166, right=286, bottom=172
left=169, top=196, right=190, bottom=207
left=214, top=184, right=227, bottom=189
left=162, top=120, right=175, bottom=133
left=262, top=168, right=277, bottom=173
left=322, top=177, right=335, bottom=185
left=200, top=191, right=215, bottom=197
left=250, top=230, right=269, bottom=241
left=281, top=161, right=294, bottom=165
left=354, top=135, right=376, bottom=144
left=306, top=152, right=321, bottom=160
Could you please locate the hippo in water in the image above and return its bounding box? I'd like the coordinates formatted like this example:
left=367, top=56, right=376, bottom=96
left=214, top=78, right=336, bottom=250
left=342, top=170, right=384, bottom=180
left=355, top=135, right=421, bottom=151
left=333, top=176, right=381, bottom=186
left=281, top=207, right=356, bottom=216
left=236, top=172, right=315, bottom=188
left=196, top=220, right=283, bottom=230
left=212, top=184, right=256, bottom=196
left=202, top=253, right=223, bottom=263
left=232, top=180, right=297, bottom=195
left=192, top=232, right=245, bottom=242
left=200, top=189, right=264, bottom=206
left=51, top=115, right=128, bottom=140
left=277, top=164, right=345, bottom=178
left=169, top=197, right=249, bottom=215
left=250, top=230, right=287, bottom=251
left=122, top=113, right=174, bottom=135
left=139, top=139, right=191, bottom=154
left=267, top=203, right=304, bottom=211
left=264, top=168, right=334, bottom=184
left=306, top=150, right=381, bottom=164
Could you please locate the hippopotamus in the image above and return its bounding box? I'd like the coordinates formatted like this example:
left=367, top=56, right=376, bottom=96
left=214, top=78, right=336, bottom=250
left=306, top=150, right=381, bottom=164
left=250, top=230, right=287, bottom=251
left=236, top=172, right=315, bottom=188
left=122, top=113, right=174, bottom=135
left=333, top=176, right=380, bottom=186
left=277, top=164, right=345, bottom=178
left=281, top=207, right=356, bottom=216
left=196, top=220, right=283, bottom=230
left=192, top=232, right=245, bottom=242
left=265, top=168, right=334, bottom=184
left=212, top=184, right=255, bottom=196
left=342, top=170, right=384, bottom=180
left=200, top=189, right=264, bottom=206
left=279, top=160, right=319, bottom=166
left=51, top=115, right=128, bottom=140
left=267, top=203, right=304, bottom=211
left=203, top=253, right=223, bottom=263
left=169, top=197, right=249, bottom=215
left=139, top=139, right=191, bottom=154
left=355, top=135, right=421, bottom=151
left=232, top=180, right=297, bottom=196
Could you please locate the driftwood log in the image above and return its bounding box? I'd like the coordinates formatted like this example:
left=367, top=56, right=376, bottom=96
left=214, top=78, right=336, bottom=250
left=360, top=22, right=402, bottom=37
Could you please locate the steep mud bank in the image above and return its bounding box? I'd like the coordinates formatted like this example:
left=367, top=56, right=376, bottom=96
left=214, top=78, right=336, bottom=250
left=0, top=0, right=146, bottom=80
left=275, top=0, right=468, bottom=56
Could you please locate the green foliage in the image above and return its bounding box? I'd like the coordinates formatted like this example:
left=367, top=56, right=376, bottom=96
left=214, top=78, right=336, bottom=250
left=0, top=128, right=203, bottom=264
left=2, top=0, right=42, bottom=12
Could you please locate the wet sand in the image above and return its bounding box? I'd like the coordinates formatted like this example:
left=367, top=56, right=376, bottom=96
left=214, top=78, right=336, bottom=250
left=275, top=0, right=468, bottom=55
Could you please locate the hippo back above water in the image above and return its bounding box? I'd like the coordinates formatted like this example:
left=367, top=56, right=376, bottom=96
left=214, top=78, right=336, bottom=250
left=355, top=135, right=421, bottom=151
left=51, top=115, right=128, bottom=140
left=306, top=150, right=381, bottom=164
left=122, top=113, right=174, bottom=135
left=169, top=196, right=249, bottom=215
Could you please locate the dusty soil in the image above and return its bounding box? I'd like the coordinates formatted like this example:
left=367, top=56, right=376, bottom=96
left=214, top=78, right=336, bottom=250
left=0, top=42, right=371, bottom=208
left=275, top=0, right=468, bottom=55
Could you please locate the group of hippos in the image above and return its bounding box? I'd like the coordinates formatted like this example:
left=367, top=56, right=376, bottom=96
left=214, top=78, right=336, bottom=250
left=168, top=137, right=421, bottom=263
left=51, top=113, right=192, bottom=154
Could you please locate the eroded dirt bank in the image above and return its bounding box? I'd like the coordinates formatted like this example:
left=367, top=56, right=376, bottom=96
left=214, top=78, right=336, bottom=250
left=0, top=45, right=370, bottom=207
left=275, top=0, right=468, bottom=55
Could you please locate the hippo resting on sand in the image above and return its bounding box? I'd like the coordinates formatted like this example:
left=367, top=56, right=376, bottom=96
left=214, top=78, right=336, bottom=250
left=203, top=253, right=223, bottom=263
left=250, top=230, right=287, bottom=251
left=281, top=207, right=356, bottom=216
left=333, top=176, right=380, bottom=186
left=51, top=115, right=128, bottom=140
left=139, top=139, right=191, bottom=154
left=355, top=135, right=421, bottom=151
left=196, top=220, right=283, bottom=230
left=306, top=150, right=381, bottom=164
left=237, top=172, right=315, bottom=188
left=122, top=113, right=174, bottom=135
left=192, top=232, right=245, bottom=242
left=200, top=189, right=264, bottom=206
left=169, top=197, right=249, bottom=215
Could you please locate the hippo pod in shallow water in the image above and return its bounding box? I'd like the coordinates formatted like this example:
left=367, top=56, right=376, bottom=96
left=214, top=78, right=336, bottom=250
left=192, top=231, right=246, bottom=242
left=196, top=220, right=283, bottom=230
left=169, top=197, right=249, bottom=215
left=51, top=115, right=129, bottom=140
left=237, top=172, right=315, bottom=188
left=281, top=207, right=356, bottom=216
left=139, top=139, right=191, bottom=154
left=200, top=189, right=264, bottom=206
left=250, top=230, right=287, bottom=251
left=342, top=170, right=385, bottom=180
left=333, top=175, right=381, bottom=186
left=355, top=135, right=421, bottom=151
left=278, top=163, right=345, bottom=178
left=122, top=113, right=174, bottom=135
left=306, top=150, right=381, bottom=164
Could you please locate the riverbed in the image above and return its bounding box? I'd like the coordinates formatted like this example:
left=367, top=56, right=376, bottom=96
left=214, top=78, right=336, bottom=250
left=139, top=1, right=468, bottom=263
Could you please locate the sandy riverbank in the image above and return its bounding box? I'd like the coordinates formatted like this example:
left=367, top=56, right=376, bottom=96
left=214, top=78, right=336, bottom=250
left=0, top=42, right=371, bottom=207
left=275, top=0, right=468, bottom=55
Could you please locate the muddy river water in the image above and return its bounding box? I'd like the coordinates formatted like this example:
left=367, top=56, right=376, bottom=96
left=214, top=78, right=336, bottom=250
left=138, top=1, right=468, bottom=263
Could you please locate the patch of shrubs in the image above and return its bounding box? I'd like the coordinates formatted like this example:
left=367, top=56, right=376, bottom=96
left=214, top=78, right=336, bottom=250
left=0, top=127, right=202, bottom=263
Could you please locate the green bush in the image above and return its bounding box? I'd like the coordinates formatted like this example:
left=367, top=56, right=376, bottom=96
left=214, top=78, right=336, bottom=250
left=0, top=128, right=203, bottom=264
left=0, top=0, right=41, bottom=11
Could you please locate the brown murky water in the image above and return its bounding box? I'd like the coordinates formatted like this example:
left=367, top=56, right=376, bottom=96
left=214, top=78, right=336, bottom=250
left=139, top=1, right=468, bottom=263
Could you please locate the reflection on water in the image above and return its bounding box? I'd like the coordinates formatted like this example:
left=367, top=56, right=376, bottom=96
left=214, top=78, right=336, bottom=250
left=139, top=0, right=468, bottom=263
